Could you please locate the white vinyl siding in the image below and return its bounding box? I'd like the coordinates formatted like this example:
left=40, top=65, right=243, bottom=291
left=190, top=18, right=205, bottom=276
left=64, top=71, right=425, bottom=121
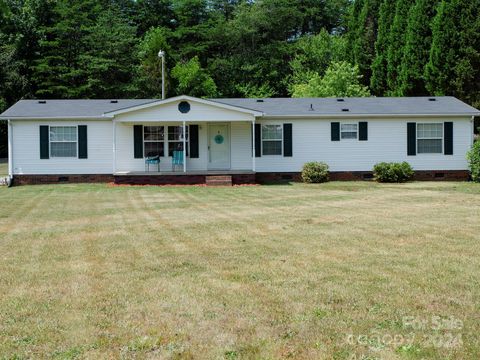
left=417, top=123, right=443, bottom=154
left=11, top=120, right=113, bottom=175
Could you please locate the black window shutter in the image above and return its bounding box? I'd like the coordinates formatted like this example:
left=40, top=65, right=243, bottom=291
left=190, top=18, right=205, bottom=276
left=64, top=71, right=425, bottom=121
left=78, top=125, right=88, bottom=159
left=189, top=124, right=199, bottom=158
left=133, top=125, right=143, bottom=158
left=283, top=123, right=292, bottom=157
left=331, top=122, right=340, bottom=141
left=444, top=122, right=453, bottom=155
left=255, top=123, right=261, bottom=157
left=40, top=125, right=49, bottom=159
left=407, top=122, right=416, bottom=156
left=359, top=122, right=368, bottom=141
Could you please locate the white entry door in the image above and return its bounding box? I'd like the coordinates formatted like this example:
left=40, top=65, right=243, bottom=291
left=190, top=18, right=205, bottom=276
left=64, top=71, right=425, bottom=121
left=208, top=124, right=230, bottom=170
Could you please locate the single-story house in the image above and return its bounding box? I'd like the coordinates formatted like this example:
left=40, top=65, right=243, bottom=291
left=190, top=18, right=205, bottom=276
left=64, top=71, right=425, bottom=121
left=1, top=95, right=479, bottom=185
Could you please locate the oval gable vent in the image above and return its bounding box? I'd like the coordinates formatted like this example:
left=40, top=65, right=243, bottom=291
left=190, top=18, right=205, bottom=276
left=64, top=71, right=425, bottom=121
left=178, top=101, right=191, bottom=113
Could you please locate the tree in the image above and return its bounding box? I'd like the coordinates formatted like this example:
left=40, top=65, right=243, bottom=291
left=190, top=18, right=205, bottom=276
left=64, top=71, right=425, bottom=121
left=80, top=6, right=139, bottom=98
left=289, top=29, right=347, bottom=89
left=397, top=0, right=438, bottom=96
left=292, top=61, right=371, bottom=98
left=171, top=56, right=218, bottom=97
left=385, top=0, right=414, bottom=95
left=137, top=27, right=173, bottom=98
left=347, top=0, right=382, bottom=86
left=370, top=0, right=395, bottom=95
left=425, top=0, right=480, bottom=108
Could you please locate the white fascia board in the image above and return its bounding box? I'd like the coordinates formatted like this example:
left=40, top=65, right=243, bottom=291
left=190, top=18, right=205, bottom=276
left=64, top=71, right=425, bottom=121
left=105, top=95, right=264, bottom=117
left=1, top=115, right=114, bottom=120
left=261, top=113, right=480, bottom=119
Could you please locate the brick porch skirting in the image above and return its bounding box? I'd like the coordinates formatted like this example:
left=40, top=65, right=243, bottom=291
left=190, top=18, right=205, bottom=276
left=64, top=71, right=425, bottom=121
left=114, top=173, right=256, bottom=185
left=13, top=174, right=114, bottom=185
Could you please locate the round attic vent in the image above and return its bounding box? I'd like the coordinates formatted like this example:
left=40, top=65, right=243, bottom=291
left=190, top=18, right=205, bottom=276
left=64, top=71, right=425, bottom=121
left=178, top=101, right=190, bottom=113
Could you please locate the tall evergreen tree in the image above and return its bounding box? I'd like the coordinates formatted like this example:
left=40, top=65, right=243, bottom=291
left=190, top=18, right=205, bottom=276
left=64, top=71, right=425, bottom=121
left=425, top=0, right=480, bottom=107
left=370, top=0, right=395, bottom=95
left=397, top=0, right=438, bottom=96
left=347, top=0, right=381, bottom=86
left=385, top=0, right=414, bottom=95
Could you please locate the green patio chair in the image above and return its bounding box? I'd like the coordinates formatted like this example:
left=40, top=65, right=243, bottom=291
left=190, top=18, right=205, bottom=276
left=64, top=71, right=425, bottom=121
left=172, top=150, right=184, bottom=171
left=145, top=155, right=160, bottom=172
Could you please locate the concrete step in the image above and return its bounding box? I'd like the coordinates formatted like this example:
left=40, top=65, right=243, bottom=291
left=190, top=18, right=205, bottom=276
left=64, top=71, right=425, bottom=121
left=206, top=175, right=232, bottom=186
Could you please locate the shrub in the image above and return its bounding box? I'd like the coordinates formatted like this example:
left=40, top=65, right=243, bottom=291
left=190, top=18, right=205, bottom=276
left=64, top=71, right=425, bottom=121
left=373, top=162, right=414, bottom=183
left=301, top=162, right=329, bottom=183
left=467, top=140, right=480, bottom=182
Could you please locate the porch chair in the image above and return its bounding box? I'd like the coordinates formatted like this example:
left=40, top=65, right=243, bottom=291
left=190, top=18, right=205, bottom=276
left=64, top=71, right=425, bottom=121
left=172, top=150, right=184, bottom=171
left=145, top=154, right=160, bottom=172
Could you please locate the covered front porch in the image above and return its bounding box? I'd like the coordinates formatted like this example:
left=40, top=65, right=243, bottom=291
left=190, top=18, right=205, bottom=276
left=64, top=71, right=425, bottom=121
left=110, top=96, right=262, bottom=177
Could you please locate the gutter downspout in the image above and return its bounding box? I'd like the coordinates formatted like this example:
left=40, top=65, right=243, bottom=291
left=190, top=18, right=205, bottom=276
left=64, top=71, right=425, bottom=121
left=112, top=119, right=117, bottom=174
left=472, top=116, right=476, bottom=146
left=252, top=118, right=256, bottom=172
left=7, top=119, right=13, bottom=178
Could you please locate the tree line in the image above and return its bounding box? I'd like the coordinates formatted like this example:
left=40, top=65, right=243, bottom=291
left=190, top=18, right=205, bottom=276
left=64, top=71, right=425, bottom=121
left=0, top=0, right=479, bottom=156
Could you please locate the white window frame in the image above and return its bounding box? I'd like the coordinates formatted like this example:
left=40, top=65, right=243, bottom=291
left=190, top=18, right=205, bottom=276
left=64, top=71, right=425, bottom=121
left=49, top=125, right=78, bottom=158
left=340, top=122, right=358, bottom=140
left=417, top=123, right=443, bottom=154
left=143, top=125, right=165, bottom=158
left=167, top=125, right=189, bottom=157
left=261, top=124, right=283, bottom=156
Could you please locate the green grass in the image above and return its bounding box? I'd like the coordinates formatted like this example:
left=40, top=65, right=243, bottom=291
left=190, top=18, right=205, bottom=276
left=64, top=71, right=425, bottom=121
left=0, top=181, right=479, bottom=359
left=0, top=162, right=7, bottom=176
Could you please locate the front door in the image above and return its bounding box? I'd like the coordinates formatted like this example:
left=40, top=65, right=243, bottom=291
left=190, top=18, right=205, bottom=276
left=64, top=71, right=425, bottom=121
left=208, top=124, right=230, bottom=170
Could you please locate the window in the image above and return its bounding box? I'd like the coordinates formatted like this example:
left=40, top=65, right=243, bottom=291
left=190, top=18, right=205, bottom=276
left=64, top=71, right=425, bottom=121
left=262, top=124, right=282, bottom=155
left=417, top=123, right=443, bottom=154
left=144, top=126, right=164, bottom=157
left=50, top=126, right=77, bottom=157
left=168, top=126, right=188, bottom=157
left=340, top=123, right=358, bottom=139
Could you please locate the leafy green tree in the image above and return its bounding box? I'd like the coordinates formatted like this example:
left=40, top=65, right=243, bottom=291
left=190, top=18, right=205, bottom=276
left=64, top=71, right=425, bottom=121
left=289, top=29, right=347, bottom=88
left=370, top=0, right=395, bottom=95
left=397, top=0, right=438, bottom=96
left=171, top=56, right=218, bottom=97
left=137, top=27, right=173, bottom=98
left=425, top=0, right=480, bottom=108
left=385, top=0, right=414, bottom=95
left=292, top=61, right=371, bottom=97
left=134, top=0, right=175, bottom=35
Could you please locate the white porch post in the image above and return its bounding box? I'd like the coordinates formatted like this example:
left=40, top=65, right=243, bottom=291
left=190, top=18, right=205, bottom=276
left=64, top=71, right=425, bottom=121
left=8, top=120, right=13, bottom=177
left=252, top=119, right=256, bottom=172
left=112, top=120, right=116, bottom=174
left=183, top=121, right=187, bottom=173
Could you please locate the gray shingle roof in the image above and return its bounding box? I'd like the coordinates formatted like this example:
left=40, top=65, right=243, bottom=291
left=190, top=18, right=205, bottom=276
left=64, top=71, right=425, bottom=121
left=213, top=96, right=480, bottom=116
left=1, top=96, right=478, bottom=119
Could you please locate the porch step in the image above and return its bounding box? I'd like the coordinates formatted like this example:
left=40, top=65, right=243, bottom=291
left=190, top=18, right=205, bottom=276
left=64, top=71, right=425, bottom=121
left=206, top=175, right=232, bottom=186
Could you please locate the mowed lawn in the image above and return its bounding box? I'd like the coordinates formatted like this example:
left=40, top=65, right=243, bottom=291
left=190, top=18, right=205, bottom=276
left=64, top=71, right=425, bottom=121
left=0, top=162, right=7, bottom=176
left=0, top=182, right=479, bottom=359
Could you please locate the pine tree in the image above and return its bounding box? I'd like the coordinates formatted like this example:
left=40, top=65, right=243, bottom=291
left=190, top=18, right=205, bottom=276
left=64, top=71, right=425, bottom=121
left=347, top=0, right=382, bottom=86
left=397, top=0, right=438, bottom=96
left=425, top=0, right=480, bottom=107
left=370, top=0, right=396, bottom=95
left=385, top=0, right=414, bottom=95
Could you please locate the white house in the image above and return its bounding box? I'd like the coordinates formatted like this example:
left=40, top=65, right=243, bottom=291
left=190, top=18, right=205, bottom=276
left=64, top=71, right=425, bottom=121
left=1, top=95, right=479, bottom=185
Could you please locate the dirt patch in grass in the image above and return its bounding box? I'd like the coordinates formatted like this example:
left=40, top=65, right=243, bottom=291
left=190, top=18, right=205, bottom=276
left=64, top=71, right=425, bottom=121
left=0, top=182, right=479, bottom=359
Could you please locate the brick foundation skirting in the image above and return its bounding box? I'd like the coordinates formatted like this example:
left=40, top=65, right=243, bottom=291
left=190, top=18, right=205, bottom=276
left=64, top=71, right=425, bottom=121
left=11, top=170, right=469, bottom=186
left=13, top=174, right=114, bottom=185
left=256, top=170, right=470, bottom=183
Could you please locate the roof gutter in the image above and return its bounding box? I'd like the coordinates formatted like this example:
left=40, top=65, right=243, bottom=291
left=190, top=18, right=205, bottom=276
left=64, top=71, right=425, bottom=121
left=0, top=115, right=114, bottom=120
left=261, top=113, right=480, bottom=119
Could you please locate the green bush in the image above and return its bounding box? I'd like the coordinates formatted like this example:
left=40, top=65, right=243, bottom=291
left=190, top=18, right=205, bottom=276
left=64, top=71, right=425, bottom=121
left=373, top=162, right=414, bottom=183
left=301, top=162, right=329, bottom=183
left=467, top=140, right=480, bottom=182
